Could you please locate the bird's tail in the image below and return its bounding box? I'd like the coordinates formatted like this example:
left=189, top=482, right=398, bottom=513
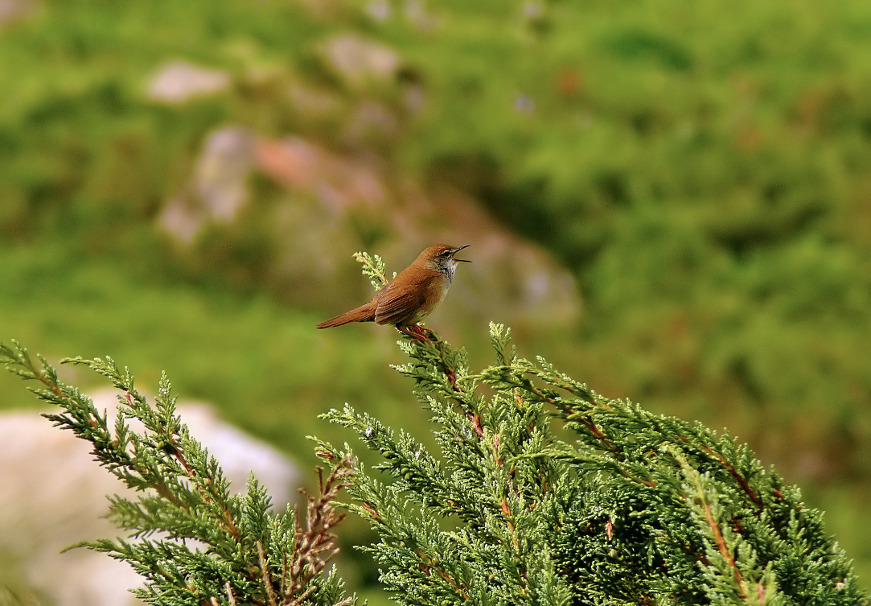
left=316, top=300, right=378, bottom=328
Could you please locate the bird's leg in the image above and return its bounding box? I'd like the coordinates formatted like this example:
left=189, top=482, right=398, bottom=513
left=417, top=325, right=439, bottom=340
left=398, top=324, right=431, bottom=343
left=415, top=324, right=445, bottom=344
left=397, top=324, right=444, bottom=344
left=397, top=325, right=461, bottom=391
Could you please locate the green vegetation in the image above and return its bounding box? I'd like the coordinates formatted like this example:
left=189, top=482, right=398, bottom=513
left=323, top=321, right=868, bottom=605
left=2, top=0, right=870, bottom=596
left=4, top=323, right=868, bottom=604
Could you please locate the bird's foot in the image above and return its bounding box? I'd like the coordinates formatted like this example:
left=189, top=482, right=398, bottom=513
left=416, top=325, right=443, bottom=344
left=397, top=325, right=461, bottom=391
left=398, top=324, right=429, bottom=343
left=399, top=324, right=441, bottom=344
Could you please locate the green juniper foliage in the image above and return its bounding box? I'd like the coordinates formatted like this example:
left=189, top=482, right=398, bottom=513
left=314, top=252, right=868, bottom=606
left=0, top=342, right=356, bottom=606
left=2, top=251, right=868, bottom=606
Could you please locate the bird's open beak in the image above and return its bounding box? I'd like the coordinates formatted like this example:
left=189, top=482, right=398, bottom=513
left=452, top=244, right=471, bottom=263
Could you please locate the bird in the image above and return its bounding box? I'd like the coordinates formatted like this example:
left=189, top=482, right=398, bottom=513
left=317, top=244, right=470, bottom=340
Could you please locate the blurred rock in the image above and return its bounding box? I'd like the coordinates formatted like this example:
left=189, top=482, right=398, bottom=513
left=146, top=60, right=231, bottom=104
left=158, top=126, right=256, bottom=245
left=286, top=80, right=345, bottom=127
left=402, top=0, right=440, bottom=31
left=341, top=100, right=403, bottom=149
left=255, top=136, right=386, bottom=212
left=315, top=32, right=426, bottom=143
left=365, top=0, right=391, bottom=22
left=0, top=390, right=299, bottom=606
left=317, top=34, right=402, bottom=92
left=0, top=0, right=34, bottom=27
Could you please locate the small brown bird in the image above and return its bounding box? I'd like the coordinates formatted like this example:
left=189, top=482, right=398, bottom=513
left=317, top=244, right=470, bottom=340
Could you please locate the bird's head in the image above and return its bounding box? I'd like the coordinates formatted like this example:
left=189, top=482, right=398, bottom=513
left=419, top=244, right=470, bottom=278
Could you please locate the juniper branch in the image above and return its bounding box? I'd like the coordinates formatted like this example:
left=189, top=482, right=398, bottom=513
left=1, top=340, right=356, bottom=606
left=311, top=260, right=868, bottom=606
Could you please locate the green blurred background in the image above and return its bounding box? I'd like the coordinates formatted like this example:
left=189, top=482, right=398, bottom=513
left=2, top=0, right=870, bottom=600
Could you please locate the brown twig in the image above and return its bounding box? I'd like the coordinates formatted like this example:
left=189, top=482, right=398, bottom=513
left=676, top=436, right=763, bottom=510
left=414, top=548, right=472, bottom=601
left=701, top=497, right=748, bottom=599
left=257, top=541, right=279, bottom=606
left=286, top=459, right=353, bottom=605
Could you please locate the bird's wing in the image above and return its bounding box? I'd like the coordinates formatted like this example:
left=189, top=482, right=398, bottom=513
left=374, top=273, right=439, bottom=326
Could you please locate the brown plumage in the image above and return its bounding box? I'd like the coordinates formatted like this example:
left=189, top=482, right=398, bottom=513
left=317, top=244, right=470, bottom=337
